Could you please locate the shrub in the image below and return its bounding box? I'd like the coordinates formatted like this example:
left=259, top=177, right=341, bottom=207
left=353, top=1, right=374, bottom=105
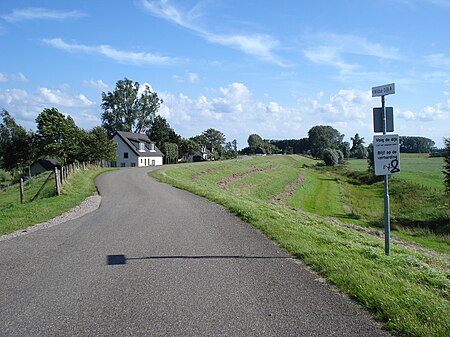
left=323, top=148, right=339, bottom=166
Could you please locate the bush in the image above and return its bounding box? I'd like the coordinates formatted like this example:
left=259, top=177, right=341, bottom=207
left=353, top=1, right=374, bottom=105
left=350, top=143, right=368, bottom=159
left=323, top=148, right=339, bottom=166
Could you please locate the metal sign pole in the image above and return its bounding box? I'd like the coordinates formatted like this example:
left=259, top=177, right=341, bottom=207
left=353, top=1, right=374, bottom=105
left=382, top=95, right=390, bottom=255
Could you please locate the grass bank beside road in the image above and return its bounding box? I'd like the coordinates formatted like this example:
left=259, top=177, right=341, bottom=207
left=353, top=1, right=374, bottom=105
left=0, top=167, right=115, bottom=235
left=150, top=156, right=449, bottom=337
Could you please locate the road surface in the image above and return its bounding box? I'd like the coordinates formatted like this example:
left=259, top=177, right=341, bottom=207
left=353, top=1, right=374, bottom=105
left=0, top=167, right=390, bottom=336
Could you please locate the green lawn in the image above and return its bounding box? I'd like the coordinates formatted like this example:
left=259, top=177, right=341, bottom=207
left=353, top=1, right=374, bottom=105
left=0, top=167, right=115, bottom=235
left=150, top=156, right=449, bottom=337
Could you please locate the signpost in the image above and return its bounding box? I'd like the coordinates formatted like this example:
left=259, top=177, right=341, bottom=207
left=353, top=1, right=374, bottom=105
left=372, top=83, right=398, bottom=256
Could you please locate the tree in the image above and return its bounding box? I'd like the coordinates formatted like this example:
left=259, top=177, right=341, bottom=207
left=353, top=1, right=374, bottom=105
left=350, top=133, right=365, bottom=152
left=308, top=125, right=344, bottom=159
left=163, top=142, right=178, bottom=164
left=247, top=134, right=265, bottom=153
left=81, top=127, right=117, bottom=162
left=35, top=108, right=82, bottom=164
left=0, top=110, right=36, bottom=171
left=179, top=138, right=200, bottom=160
left=350, top=143, right=368, bottom=159
left=323, top=148, right=340, bottom=166
left=147, top=115, right=180, bottom=152
left=444, top=137, right=450, bottom=194
left=101, top=78, right=163, bottom=137
left=222, top=139, right=238, bottom=159
left=201, top=128, right=226, bottom=158
left=400, top=136, right=435, bottom=153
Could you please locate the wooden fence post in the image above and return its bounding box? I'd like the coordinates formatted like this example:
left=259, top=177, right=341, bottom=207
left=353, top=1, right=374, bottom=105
left=20, top=177, right=24, bottom=204
left=55, top=167, right=60, bottom=196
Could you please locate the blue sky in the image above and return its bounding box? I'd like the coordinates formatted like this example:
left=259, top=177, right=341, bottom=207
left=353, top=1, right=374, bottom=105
left=1, top=0, right=449, bottom=148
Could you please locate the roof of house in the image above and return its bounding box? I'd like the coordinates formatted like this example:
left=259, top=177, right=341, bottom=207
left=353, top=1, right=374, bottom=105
left=114, top=131, right=164, bottom=157
left=31, top=158, right=60, bottom=170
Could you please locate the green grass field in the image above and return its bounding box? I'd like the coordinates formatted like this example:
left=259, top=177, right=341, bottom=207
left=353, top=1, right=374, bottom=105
left=0, top=167, right=115, bottom=235
left=150, top=155, right=449, bottom=337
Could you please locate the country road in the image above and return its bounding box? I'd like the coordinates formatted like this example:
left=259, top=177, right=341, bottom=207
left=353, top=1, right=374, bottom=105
left=0, top=167, right=390, bottom=336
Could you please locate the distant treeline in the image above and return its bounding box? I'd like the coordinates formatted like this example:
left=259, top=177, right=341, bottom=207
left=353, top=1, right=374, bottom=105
left=266, top=138, right=310, bottom=154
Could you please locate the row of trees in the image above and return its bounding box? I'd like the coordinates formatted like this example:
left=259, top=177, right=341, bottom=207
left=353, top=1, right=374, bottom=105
left=0, top=109, right=116, bottom=175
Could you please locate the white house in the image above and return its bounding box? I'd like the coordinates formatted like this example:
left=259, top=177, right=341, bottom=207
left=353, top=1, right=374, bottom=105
left=112, top=131, right=163, bottom=167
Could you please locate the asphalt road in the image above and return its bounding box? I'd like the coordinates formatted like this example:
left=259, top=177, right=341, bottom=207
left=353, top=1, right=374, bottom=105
left=0, top=167, right=391, bottom=336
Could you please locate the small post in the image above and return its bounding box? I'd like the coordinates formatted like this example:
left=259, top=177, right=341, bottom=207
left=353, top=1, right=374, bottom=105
left=55, top=167, right=61, bottom=196
left=20, top=177, right=24, bottom=204
left=382, top=95, right=390, bottom=256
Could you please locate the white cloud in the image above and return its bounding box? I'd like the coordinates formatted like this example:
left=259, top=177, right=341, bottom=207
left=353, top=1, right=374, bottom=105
left=37, top=88, right=95, bottom=108
left=172, top=71, right=199, bottom=83
left=42, top=38, right=177, bottom=66
left=0, top=72, right=28, bottom=83
left=187, top=72, right=199, bottom=83
left=82, top=79, right=109, bottom=91
left=2, top=7, right=86, bottom=22
left=397, top=99, right=450, bottom=121
left=141, top=0, right=284, bottom=65
left=425, top=53, right=450, bottom=70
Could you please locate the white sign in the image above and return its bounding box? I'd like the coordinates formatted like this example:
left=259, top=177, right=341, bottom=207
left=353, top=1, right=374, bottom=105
left=373, top=134, right=400, bottom=176
left=372, top=83, right=395, bottom=97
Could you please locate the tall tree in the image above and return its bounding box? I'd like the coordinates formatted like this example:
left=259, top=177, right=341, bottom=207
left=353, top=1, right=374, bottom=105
left=35, top=108, right=82, bottom=164
left=400, top=136, right=435, bottom=153
left=0, top=110, right=35, bottom=171
left=350, top=133, right=365, bottom=152
left=179, top=138, right=200, bottom=159
left=147, top=115, right=180, bottom=151
left=80, top=127, right=117, bottom=162
left=444, top=137, right=450, bottom=194
left=101, top=78, right=163, bottom=137
left=308, top=125, right=344, bottom=159
left=247, top=134, right=265, bottom=153
left=202, top=128, right=226, bottom=150
left=163, top=142, right=178, bottom=164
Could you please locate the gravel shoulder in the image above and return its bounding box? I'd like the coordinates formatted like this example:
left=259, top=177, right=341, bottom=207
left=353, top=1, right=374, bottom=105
left=0, top=194, right=101, bottom=242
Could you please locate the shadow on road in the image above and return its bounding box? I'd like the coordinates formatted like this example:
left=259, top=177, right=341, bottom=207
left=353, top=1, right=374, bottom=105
left=106, top=254, right=290, bottom=265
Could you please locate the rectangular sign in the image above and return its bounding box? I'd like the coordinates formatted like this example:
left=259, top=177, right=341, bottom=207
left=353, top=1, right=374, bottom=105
left=373, top=134, right=400, bottom=176
left=373, top=107, right=394, bottom=132
left=372, top=83, right=395, bottom=97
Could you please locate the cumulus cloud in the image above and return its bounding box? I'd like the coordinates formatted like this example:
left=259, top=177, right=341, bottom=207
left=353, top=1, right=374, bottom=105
left=42, top=38, right=177, bottom=66
left=397, top=99, right=450, bottom=121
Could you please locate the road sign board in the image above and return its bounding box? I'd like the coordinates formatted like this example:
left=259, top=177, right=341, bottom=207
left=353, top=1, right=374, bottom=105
left=373, top=134, right=400, bottom=176
left=372, top=83, right=395, bottom=97
left=373, top=107, right=394, bottom=132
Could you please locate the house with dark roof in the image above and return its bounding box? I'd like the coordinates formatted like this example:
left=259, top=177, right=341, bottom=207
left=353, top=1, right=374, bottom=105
left=112, top=131, right=163, bottom=167
left=255, top=147, right=267, bottom=156
left=30, top=158, right=60, bottom=176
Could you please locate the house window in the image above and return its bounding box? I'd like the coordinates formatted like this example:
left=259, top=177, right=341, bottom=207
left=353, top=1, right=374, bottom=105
left=120, top=162, right=126, bottom=167
left=131, top=163, right=136, bottom=167
left=124, top=152, right=128, bottom=159
left=152, top=160, right=155, bottom=166
left=139, top=142, right=145, bottom=152
left=150, top=143, right=155, bottom=152
left=140, top=158, right=143, bottom=164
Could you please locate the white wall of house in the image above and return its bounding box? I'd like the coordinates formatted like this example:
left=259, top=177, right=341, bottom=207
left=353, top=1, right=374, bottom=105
left=113, top=134, right=163, bottom=167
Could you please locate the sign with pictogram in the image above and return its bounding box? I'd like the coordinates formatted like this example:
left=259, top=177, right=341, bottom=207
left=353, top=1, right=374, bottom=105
left=373, top=134, right=400, bottom=176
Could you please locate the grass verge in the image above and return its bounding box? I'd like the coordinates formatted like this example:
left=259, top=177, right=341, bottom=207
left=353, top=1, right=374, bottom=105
left=0, top=168, right=115, bottom=235
left=150, top=159, right=449, bottom=337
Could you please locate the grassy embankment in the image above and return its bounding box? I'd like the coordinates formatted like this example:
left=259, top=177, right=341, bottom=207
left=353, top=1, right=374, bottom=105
left=150, top=155, right=449, bottom=337
left=0, top=167, right=115, bottom=235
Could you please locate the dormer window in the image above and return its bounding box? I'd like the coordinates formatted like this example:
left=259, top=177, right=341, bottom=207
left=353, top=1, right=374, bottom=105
left=138, top=142, right=145, bottom=152
left=150, top=143, right=156, bottom=152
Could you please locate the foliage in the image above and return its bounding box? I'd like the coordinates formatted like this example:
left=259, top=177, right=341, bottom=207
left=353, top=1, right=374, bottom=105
left=163, top=142, right=178, bottom=164
left=350, top=143, right=368, bottom=159
left=80, top=126, right=117, bottom=162
left=222, top=140, right=238, bottom=159
left=147, top=115, right=180, bottom=153
left=35, top=108, right=83, bottom=164
left=202, top=128, right=226, bottom=154
left=444, top=137, right=450, bottom=194
left=340, top=141, right=350, bottom=159
left=308, top=125, right=344, bottom=159
left=350, top=133, right=365, bottom=151
left=178, top=138, right=200, bottom=159
left=400, top=136, right=435, bottom=153
left=323, top=148, right=340, bottom=166
left=101, top=78, right=163, bottom=137
left=268, top=138, right=310, bottom=154
left=0, top=110, right=36, bottom=171
left=247, top=134, right=265, bottom=153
